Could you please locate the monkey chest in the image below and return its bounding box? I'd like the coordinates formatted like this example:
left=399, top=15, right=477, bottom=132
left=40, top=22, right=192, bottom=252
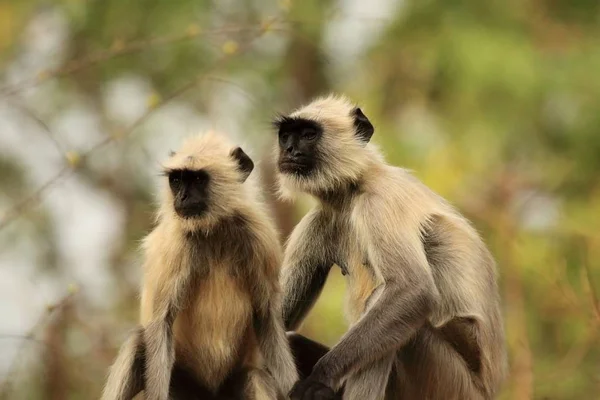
left=331, top=225, right=378, bottom=323
left=341, top=253, right=380, bottom=324
left=173, top=268, right=253, bottom=382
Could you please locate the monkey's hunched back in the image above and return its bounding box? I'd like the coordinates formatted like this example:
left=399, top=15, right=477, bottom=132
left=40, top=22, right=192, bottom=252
left=357, top=162, right=507, bottom=390
left=101, top=132, right=297, bottom=400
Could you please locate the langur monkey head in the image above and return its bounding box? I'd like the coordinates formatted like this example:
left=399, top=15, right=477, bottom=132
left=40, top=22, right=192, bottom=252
left=159, top=132, right=254, bottom=232
left=273, top=94, right=379, bottom=199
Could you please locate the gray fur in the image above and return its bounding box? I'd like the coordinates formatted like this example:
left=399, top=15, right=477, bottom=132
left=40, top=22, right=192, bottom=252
left=277, top=95, right=507, bottom=400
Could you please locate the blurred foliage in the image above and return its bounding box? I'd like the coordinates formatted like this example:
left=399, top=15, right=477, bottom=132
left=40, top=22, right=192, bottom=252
left=0, top=0, right=599, bottom=399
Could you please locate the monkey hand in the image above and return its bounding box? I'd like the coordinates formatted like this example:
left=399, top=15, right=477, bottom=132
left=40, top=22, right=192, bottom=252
left=289, top=375, right=336, bottom=400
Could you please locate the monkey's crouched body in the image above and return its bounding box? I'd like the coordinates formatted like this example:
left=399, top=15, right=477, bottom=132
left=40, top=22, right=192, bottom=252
left=138, top=222, right=285, bottom=400
left=275, top=95, right=507, bottom=400
left=102, top=132, right=297, bottom=400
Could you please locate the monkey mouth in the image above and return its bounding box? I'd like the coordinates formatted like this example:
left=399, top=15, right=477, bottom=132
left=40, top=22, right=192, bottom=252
left=175, top=205, right=207, bottom=219
left=279, top=158, right=313, bottom=175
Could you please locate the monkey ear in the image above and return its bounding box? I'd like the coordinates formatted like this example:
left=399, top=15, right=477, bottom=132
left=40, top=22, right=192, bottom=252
left=230, top=147, right=254, bottom=182
left=353, top=107, right=374, bottom=144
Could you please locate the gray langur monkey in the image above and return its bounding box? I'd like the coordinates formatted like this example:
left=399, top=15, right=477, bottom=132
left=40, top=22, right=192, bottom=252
left=101, top=132, right=298, bottom=400
left=273, top=95, right=507, bottom=400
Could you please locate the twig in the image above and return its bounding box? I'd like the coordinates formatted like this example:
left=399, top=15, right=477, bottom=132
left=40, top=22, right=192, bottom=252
left=204, top=75, right=259, bottom=105
left=0, top=19, right=275, bottom=231
left=0, top=168, right=72, bottom=231
left=7, top=100, right=67, bottom=155
left=0, top=22, right=284, bottom=97
left=0, top=292, right=75, bottom=399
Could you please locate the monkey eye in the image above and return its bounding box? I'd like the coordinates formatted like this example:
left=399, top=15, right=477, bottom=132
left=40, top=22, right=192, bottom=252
left=169, top=174, right=181, bottom=186
left=302, top=129, right=317, bottom=140
left=192, top=171, right=209, bottom=185
left=195, top=174, right=207, bottom=183
left=279, top=131, right=290, bottom=141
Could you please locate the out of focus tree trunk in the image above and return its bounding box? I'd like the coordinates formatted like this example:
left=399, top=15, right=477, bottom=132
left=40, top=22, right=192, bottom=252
left=261, top=0, right=332, bottom=241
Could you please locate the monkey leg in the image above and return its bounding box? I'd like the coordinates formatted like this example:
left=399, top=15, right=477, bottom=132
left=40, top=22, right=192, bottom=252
left=342, top=354, right=395, bottom=400
left=396, top=323, right=486, bottom=400
left=287, top=332, right=330, bottom=379
left=171, top=367, right=282, bottom=400
left=287, top=333, right=344, bottom=399
left=101, top=326, right=145, bottom=400
left=169, top=363, right=217, bottom=400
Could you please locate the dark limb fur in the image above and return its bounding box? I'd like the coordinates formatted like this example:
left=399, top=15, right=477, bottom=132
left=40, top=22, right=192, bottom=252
left=287, top=333, right=344, bottom=399
left=103, top=338, right=281, bottom=400
left=288, top=320, right=485, bottom=400
left=287, top=333, right=329, bottom=379
left=343, top=355, right=394, bottom=400
left=281, top=210, right=337, bottom=332
left=395, top=322, right=486, bottom=400
left=170, top=359, right=286, bottom=400
left=283, top=262, right=332, bottom=331
left=308, top=284, right=432, bottom=388
left=101, top=328, right=213, bottom=400
left=437, top=317, right=483, bottom=375
left=169, top=365, right=254, bottom=400
left=104, top=313, right=292, bottom=400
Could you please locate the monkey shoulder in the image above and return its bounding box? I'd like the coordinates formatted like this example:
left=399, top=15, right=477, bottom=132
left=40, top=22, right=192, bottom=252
left=141, top=225, right=190, bottom=279
left=223, top=212, right=281, bottom=275
left=354, top=167, right=452, bottom=228
left=288, top=206, right=337, bottom=245
left=302, top=205, right=335, bottom=223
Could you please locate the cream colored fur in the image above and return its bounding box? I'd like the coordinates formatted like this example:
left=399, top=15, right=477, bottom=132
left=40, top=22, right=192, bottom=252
left=102, top=131, right=297, bottom=400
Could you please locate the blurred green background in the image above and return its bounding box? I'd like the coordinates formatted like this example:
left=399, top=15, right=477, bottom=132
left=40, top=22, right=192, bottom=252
left=0, top=0, right=599, bottom=399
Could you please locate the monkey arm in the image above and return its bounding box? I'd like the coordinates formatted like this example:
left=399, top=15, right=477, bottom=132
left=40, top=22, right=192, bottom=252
left=143, top=268, right=193, bottom=400
left=289, top=277, right=433, bottom=400
left=101, top=326, right=145, bottom=400
left=308, top=279, right=434, bottom=389
left=282, top=259, right=332, bottom=331
left=248, top=239, right=299, bottom=395
left=281, top=209, right=335, bottom=331
left=292, top=210, right=438, bottom=398
left=255, top=295, right=300, bottom=395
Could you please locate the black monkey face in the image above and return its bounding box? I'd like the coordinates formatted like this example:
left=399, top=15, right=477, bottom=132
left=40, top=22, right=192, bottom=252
left=274, top=117, right=323, bottom=176
left=274, top=96, right=376, bottom=198
left=161, top=133, right=255, bottom=230
left=168, top=169, right=211, bottom=218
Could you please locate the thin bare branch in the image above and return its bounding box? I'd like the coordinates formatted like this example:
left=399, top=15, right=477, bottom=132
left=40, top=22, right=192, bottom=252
left=0, top=22, right=285, bottom=97
left=0, top=168, right=73, bottom=231
left=0, top=20, right=274, bottom=231
left=6, top=100, right=66, bottom=155
left=0, top=292, right=75, bottom=400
